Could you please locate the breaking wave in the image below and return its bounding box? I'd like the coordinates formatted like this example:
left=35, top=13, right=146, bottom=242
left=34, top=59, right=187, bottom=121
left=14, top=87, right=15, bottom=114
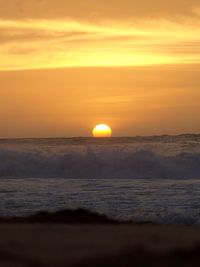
left=0, top=147, right=200, bottom=179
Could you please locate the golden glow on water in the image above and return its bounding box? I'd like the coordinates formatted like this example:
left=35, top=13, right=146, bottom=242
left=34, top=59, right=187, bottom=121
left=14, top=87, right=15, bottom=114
left=93, top=124, right=112, bottom=137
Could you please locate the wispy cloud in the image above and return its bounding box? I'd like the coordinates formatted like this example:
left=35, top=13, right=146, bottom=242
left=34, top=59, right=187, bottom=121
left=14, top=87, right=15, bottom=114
left=0, top=13, right=200, bottom=70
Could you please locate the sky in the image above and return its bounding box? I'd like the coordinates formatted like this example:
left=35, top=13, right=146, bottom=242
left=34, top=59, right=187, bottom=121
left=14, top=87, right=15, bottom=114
left=0, top=0, right=200, bottom=137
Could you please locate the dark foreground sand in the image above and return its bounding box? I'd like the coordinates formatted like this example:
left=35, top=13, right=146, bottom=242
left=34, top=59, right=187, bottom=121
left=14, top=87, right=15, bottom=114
left=1, top=210, right=200, bottom=267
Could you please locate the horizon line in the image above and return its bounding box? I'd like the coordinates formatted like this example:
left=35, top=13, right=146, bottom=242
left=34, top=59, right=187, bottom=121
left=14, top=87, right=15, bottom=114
left=0, top=133, right=199, bottom=140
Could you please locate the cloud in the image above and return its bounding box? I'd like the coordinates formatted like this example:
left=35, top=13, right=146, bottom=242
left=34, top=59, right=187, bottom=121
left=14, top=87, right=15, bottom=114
left=0, top=1, right=199, bottom=70
left=0, top=27, right=90, bottom=45
left=0, top=0, right=200, bottom=20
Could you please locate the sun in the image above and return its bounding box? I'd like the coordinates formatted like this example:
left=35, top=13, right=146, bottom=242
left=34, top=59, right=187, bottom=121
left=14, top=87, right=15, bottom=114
left=92, top=124, right=112, bottom=138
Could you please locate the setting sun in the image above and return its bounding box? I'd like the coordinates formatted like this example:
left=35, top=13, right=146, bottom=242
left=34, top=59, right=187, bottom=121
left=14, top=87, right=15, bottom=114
left=92, top=124, right=112, bottom=138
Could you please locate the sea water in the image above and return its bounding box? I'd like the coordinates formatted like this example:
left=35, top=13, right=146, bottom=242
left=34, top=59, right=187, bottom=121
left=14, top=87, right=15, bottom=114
left=0, top=135, right=200, bottom=224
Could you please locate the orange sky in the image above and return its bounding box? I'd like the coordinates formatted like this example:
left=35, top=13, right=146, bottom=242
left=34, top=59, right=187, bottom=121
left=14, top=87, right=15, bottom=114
left=0, top=0, right=200, bottom=137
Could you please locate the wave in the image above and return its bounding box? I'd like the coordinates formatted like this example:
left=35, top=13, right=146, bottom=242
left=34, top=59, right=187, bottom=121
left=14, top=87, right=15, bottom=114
left=0, top=146, right=200, bottom=179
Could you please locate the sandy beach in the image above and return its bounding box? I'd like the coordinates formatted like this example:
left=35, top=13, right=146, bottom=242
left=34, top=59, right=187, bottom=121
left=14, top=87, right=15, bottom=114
left=1, top=222, right=200, bottom=267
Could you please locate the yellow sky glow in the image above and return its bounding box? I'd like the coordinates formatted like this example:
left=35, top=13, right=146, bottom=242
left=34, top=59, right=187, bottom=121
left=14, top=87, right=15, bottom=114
left=0, top=0, right=200, bottom=137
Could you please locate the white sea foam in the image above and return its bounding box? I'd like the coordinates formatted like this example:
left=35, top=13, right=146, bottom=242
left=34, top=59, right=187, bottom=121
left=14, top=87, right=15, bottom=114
left=0, top=135, right=200, bottom=179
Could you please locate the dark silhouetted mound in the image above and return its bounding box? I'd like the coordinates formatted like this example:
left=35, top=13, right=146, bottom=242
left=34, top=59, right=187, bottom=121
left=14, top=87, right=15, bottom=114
left=0, top=208, right=118, bottom=224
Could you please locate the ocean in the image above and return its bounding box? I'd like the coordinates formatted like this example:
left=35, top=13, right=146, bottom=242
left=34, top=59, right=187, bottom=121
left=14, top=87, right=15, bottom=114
left=0, top=135, right=200, bottom=224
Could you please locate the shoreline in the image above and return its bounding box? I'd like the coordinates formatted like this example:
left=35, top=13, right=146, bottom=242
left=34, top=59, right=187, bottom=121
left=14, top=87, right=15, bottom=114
left=0, top=207, right=197, bottom=226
